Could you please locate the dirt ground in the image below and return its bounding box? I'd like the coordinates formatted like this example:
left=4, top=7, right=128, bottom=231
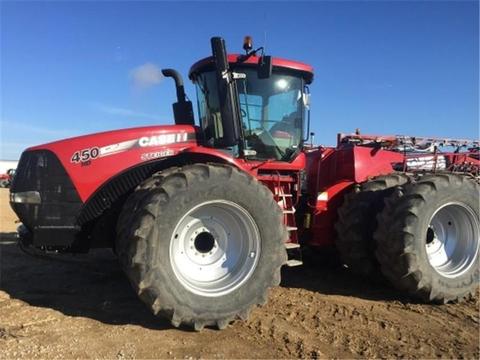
left=0, top=188, right=478, bottom=359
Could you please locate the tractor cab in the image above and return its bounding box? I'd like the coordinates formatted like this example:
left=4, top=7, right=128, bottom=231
left=188, top=38, right=314, bottom=162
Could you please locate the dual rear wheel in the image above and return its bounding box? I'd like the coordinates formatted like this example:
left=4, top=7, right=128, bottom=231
left=336, top=173, right=479, bottom=303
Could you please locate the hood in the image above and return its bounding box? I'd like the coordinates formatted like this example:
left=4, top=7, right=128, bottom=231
left=25, top=124, right=198, bottom=201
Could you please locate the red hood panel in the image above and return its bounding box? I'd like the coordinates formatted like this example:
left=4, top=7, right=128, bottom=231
left=29, top=125, right=198, bottom=201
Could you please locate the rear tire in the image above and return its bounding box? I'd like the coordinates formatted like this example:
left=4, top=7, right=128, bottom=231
left=374, top=174, right=479, bottom=303
left=116, top=163, right=287, bottom=330
left=335, top=174, right=410, bottom=277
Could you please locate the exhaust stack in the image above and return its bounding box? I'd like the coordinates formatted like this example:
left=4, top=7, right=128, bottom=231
left=161, top=69, right=194, bottom=126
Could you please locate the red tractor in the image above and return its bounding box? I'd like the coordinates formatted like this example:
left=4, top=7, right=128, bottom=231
left=0, top=168, right=16, bottom=188
left=10, top=37, right=479, bottom=330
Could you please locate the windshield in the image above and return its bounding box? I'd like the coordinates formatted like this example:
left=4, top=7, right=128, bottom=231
left=194, top=67, right=305, bottom=161
left=237, top=69, right=304, bottom=160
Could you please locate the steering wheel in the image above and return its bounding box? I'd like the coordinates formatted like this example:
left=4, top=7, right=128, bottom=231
left=256, top=126, right=286, bottom=159
left=241, top=108, right=247, bottom=118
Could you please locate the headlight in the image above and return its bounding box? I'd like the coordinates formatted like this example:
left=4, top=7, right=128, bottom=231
left=10, top=191, right=41, bottom=204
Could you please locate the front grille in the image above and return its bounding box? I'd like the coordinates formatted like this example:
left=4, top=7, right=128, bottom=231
left=10, top=150, right=82, bottom=235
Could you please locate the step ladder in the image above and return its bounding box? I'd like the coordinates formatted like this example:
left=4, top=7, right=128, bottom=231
left=277, top=190, right=303, bottom=267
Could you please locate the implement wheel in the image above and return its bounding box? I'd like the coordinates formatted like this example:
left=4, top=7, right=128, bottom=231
left=374, top=174, right=479, bottom=303
left=116, top=163, right=287, bottom=330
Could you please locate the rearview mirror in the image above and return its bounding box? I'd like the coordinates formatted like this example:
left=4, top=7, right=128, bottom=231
left=258, top=56, right=272, bottom=79
left=303, top=92, right=311, bottom=108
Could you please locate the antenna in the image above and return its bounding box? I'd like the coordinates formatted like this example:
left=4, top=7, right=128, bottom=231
left=263, top=12, right=268, bottom=54
left=263, top=30, right=267, bottom=55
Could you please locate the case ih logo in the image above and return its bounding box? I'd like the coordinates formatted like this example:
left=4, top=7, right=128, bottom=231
left=71, top=132, right=191, bottom=164
left=138, top=133, right=188, bottom=147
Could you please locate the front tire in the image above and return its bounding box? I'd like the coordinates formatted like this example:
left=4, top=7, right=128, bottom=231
left=116, top=164, right=287, bottom=330
left=374, top=174, right=479, bottom=303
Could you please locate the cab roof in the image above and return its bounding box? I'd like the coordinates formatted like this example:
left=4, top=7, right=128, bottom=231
left=188, top=54, right=314, bottom=84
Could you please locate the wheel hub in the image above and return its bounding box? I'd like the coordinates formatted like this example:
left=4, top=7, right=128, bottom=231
left=425, top=202, right=479, bottom=278
left=169, top=200, right=261, bottom=297
left=194, top=232, right=215, bottom=253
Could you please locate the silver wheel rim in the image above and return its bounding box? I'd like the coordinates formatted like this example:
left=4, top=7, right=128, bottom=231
left=425, top=202, right=479, bottom=278
left=169, top=200, right=261, bottom=297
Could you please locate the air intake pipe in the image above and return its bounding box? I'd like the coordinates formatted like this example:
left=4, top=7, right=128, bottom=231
left=161, top=68, right=194, bottom=126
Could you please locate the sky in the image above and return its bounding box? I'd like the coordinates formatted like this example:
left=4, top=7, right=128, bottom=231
left=1, top=0, right=478, bottom=159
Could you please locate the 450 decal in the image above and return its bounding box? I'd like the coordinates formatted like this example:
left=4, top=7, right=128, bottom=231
left=71, top=147, right=100, bottom=163
left=69, top=131, right=192, bottom=165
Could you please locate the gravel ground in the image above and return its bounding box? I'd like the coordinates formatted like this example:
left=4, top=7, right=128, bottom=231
left=0, top=188, right=478, bottom=359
